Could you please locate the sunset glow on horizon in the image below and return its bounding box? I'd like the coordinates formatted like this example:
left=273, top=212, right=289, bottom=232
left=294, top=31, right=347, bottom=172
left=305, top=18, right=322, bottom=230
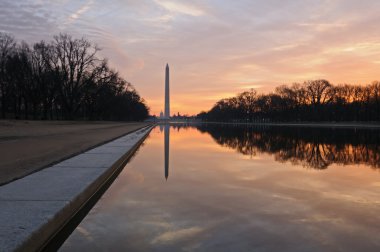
left=1, top=0, right=380, bottom=115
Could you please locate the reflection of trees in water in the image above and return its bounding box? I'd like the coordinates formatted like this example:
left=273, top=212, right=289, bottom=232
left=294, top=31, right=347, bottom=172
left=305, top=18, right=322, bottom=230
left=175, top=124, right=380, bottom=170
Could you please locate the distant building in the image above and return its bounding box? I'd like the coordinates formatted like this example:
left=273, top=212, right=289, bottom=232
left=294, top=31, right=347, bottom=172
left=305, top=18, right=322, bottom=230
left=159, top=111, right=164, bottom=118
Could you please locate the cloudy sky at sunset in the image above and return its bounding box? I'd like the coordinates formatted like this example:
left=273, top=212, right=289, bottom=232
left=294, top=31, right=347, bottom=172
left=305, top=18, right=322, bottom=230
left=1, top=0, right=380, bottom=115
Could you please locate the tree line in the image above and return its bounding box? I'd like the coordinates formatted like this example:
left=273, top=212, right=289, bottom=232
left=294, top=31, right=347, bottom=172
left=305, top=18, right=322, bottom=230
left=198, top=80, right=380, bottom=122
left=0, top=32, right=149, bottom=121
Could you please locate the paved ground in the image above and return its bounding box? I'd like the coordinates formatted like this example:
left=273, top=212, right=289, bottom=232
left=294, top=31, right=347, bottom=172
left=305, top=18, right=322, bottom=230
left=0, top=120, right=151, bottom=185
left=0, top=126, right=153, bottom=251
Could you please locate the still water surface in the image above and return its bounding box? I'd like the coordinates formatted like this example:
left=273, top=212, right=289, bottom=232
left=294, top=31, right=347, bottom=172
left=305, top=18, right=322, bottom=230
left=61, top=124, right=380, bottom=251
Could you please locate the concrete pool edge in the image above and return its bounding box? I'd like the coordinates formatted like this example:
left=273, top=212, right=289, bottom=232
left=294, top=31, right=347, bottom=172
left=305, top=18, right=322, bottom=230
left=0, top=125, right=154, bottom=252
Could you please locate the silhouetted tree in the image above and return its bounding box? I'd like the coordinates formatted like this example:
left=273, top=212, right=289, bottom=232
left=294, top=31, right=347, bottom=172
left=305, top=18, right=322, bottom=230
left=52, top=34, right=100, bottom=119
left=0, top=33, right=16, bottom=118
left=198, top=79, right=380, bottom=122
left=0, top=32, right=149, bottom=121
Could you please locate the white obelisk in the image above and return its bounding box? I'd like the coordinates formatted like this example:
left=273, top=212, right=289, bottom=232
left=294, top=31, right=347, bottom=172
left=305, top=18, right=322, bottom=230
left=164, top=63, right=170, bottom=119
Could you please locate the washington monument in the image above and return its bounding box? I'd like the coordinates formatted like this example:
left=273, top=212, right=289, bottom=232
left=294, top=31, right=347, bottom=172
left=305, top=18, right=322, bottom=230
left=164, top=63, right=170, bottom=119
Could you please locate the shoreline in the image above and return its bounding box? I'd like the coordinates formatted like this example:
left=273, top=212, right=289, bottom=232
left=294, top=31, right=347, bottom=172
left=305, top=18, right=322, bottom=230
left=168, top=121, right=380, bottom=129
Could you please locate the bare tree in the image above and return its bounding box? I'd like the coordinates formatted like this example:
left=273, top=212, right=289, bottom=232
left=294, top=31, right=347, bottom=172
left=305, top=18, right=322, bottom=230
left=200, top=79, right=380, bottom=122
left=304, top=79, right=334, bottom=106
left=0, top=32, right=149, bottom=121
left=237, top=88, right=257, bottom=120
left=31, top=41, right=59, bottom=119
left=53, top=33, right=100, bottom=118
left=0, top=33, right=16, bottom=118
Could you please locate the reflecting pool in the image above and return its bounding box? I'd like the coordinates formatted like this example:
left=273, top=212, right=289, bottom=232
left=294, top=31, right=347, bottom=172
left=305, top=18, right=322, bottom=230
left=60, top=124, right=380, bottom=251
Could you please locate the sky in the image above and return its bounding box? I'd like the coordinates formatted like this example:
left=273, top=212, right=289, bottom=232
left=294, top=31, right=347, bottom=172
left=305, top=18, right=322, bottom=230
left=1, top=0, right=380, bottom=115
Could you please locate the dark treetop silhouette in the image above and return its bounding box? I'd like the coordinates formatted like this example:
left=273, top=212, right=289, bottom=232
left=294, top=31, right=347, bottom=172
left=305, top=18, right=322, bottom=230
left=198, top=80, right=380, bottom=122
left=0, top=32, right=149, bottom=121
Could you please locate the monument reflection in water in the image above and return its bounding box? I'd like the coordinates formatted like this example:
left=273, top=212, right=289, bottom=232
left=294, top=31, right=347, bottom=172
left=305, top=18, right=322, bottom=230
left=159, top=123, right=170, bottom=180
left=164, top=124, right=169, bottom=180
left=60, top=124, right=380, bottom=252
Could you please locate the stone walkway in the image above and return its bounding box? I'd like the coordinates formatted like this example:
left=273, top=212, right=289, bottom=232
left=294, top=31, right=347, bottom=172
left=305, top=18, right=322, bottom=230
left=0, top=125, right=153, bottom=252
left=0, top=120, right=150, bottom=185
